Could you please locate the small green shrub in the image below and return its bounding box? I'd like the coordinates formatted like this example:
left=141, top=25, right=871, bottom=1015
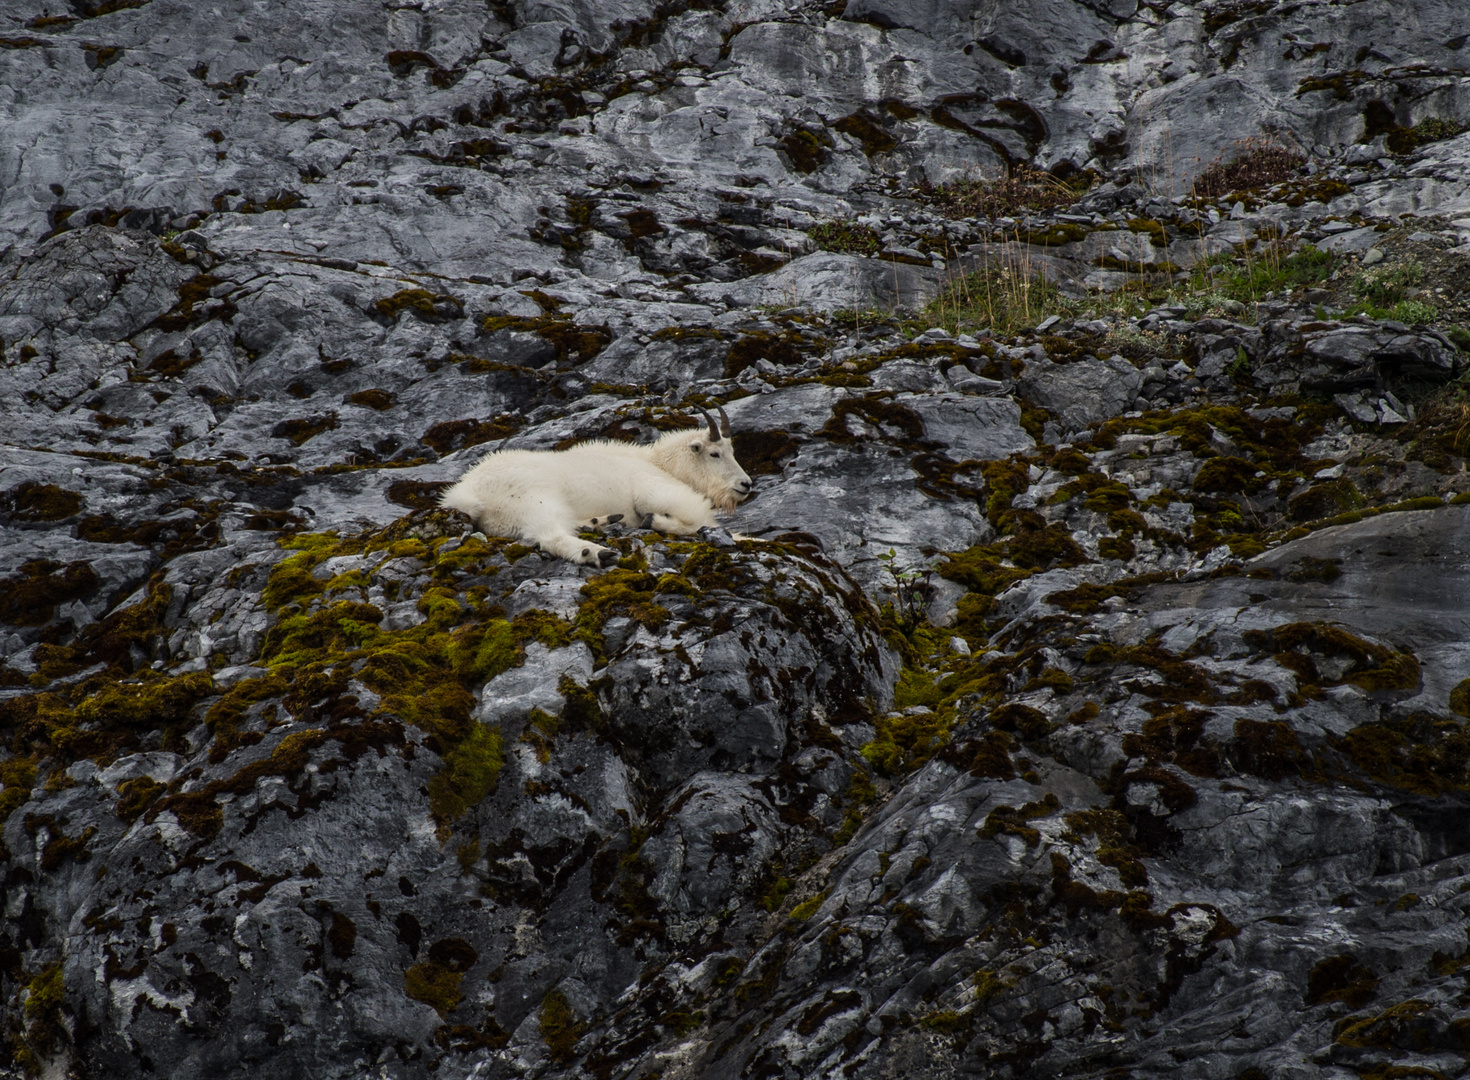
left=809, top=220, right=881, bottom=256
left=1386, top=116, right=1465, bottom=154
left=1352, top=260, right=1424, bottom=307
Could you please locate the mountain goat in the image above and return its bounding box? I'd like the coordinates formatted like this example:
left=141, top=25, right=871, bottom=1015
left=440, top=407, right=752, bottom=567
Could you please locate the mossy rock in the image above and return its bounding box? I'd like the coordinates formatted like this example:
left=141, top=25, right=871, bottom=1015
left=375, top=288, right=464, bottom=323
left=2, top=481, right=83, bottom=522
left=1287, top=478, right=1362, bottom=521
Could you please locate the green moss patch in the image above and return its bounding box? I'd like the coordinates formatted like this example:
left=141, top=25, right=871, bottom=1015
left=540, top=988, right=586, bottom=1064
left=375, top=288, right=464, bottom=322
left=426, top=723, right=503, bottom=830
left=809, top=221, right=881, bottom=256
left=481, top=313, right=613, bottom=364
left=405, top=960, right=463, bottom=1018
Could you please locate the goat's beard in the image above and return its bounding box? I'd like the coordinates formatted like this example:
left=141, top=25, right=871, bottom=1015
left=712, top=491, right=740, bottom=512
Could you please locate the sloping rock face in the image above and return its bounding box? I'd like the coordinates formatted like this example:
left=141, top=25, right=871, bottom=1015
left=3, top=2, right=1470, bottom=1080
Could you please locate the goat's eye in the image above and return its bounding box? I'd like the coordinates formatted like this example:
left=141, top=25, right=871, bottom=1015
left=712, top=452, right=721, bottom=458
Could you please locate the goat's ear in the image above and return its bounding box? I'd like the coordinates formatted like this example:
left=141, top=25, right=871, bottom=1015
left=689, top=440, right=703, bottom=453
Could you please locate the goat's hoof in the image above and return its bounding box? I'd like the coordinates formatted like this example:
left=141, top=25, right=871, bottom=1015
left=639, top=513, right=655, bottom=529
left=605, top=513, right=624, bottom=524
left=597, top=548, right=619, bottom=568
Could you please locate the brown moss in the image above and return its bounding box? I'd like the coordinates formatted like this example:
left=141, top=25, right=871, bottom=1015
left=1098, top=535, right=1136, bottom=561
left=731, top=429, right=802, bottom=476
left=725, top=330, right=810, bottom=377
left=481, top=314, right=613, bottom=364
left=1004, top=518, right=1087, bottom=571
left=271, top=414, right=339, bottom=446
left=989, top=702, right=1054, bottom=740
left=1246, top=622, right=1420, bottom=695
left=347, top=389, right=395, bottom=411
left=1337, top=713, right=1470, bottom=795
left=328, top=912, right=357, bottom=958
left=1049, top=851, right=1126, bottom=916
left=1045, top=572, right=1172, bottom=615
left=1230, top=719, right=1307, bottom=780
left=0, top=560, right=100, bottom=627
left=421, top=415, right=521, bottom=455
left=386, top=480, right=453, bottom=512
left=980, top=793, right=1060, bottom=847
left=1063, top=808, right=1148, bottom=887
left=1306, top=954, right=1379, bottom=1008
left=833, top=110, right=896, bottom=156
left=775, top=125, right=832, bottom=173
left=2, top=482, right=83, bottom=522
left=936, top=729, right=1016, bottom=779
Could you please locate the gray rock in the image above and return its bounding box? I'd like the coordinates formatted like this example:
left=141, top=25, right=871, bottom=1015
left=1018, top=355, right=1144, bottom=432
left=5, top=1, right=1470, bottom=1077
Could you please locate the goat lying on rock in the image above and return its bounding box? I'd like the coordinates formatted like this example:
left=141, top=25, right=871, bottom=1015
left=441, top=408, right=752, bottom=567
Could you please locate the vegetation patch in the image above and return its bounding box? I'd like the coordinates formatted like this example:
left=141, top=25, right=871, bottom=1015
left=1191, top=138, right=1306, bottom=200
left=405, top=960, right=463, bottom=1018
left=1305, top=953, right=1379, bottom=1008
left=2, top=482, right=83, bottom=522
left=921, top=165, right=1089, bottom=220
left=1382, top=115, right=1465, bottom=155
left=809, top=220, right=881, bottom=256
left=481, top=313, right=613, bottom=364
left=926, top=263, right=1063, bottom=339
left=1244, top=621, right=1420, bottom=695
left=421, top=415, right=522, bottom=455
left=540, top=988, right=585, bottom=1064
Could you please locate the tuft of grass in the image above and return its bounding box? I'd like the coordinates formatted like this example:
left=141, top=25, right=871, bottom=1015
left=1188, top=244, right=1335, bottom=303
left=925, top=260, right=1063, bottom=337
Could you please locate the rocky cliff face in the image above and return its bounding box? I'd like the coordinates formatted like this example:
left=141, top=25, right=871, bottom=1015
left=2, top=1, right=1470, bottom=1078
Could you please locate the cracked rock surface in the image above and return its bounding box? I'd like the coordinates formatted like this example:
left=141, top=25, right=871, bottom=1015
left=2, top=2, right=1470, bottom=1079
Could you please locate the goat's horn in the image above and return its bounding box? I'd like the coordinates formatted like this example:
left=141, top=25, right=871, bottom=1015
left=717, top=405, right=731, bottom=437
left=697, top=407, right=721, bottom=441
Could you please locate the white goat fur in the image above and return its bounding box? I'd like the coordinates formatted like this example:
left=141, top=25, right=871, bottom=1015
left=440, top=423, right=752, bottom=567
